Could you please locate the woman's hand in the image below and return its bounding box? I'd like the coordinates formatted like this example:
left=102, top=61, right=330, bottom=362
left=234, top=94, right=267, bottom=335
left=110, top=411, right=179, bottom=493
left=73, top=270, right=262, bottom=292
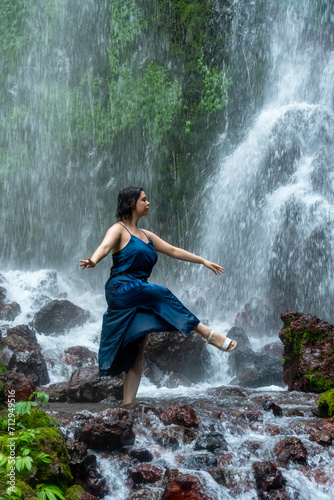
left=203, top=259, right=224, bottom=275
left=79, top=258, right=96, bottom=269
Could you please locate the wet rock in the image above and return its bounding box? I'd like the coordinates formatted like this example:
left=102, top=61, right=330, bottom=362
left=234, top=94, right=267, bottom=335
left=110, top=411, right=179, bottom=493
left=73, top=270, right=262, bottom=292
left=237, top=410, right=264, bottom=423
left=235, top=297, right=274, bottom=335
left=258, top=341, right=284, bottom=360
left=208, top=386, right=247, bottom=398
left=159, top=405, right=199, bottom=428
left=207, top=467, right=227, bottom=486
left=279, top=311, right=334, bottom=392
left=187, top=453, right=218, bottom=469
left=33, top=299, right=90, bottom=335
left=128, top=463, right=164, bottom=485
left=46, top=366, right=123, bottom=402
left=129, top=448, right=154, bottom=462
left=152, top=425, right=195, bottom=449
left=0, top=371, right=36, bottom=401
left=252, top=461, right=287, bottom=499
left=162, top=472, right=213, bottom=500
left=128, top=489, right=160, bottom=500
left=262, top=400, right=283, bottom=417
left=0, top=333, right=49, bottom=385
left=274, top=437, right=307, bottom=465
left=194, top=431, right=228, bottom=452
left=218, top=452, right=233, bottom=466
left=0, top=299, right=21, bottom=321
left=76, top=407, right=135, bottom=450
left=6, top=324, right=38, bottom=345
left=60, top=346, right=98, bottom=368
left=228, top=327, right=284, bottom=388
left=144, top=331, right=210, bottom=385
left=309, top=431, right=332, bottom=446
left=64, top=486, right=98, bottom=499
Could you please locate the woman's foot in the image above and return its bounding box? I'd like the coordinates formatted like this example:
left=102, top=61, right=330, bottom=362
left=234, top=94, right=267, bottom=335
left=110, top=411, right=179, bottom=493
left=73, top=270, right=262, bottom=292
left=203, top=330, right=237, bottom=352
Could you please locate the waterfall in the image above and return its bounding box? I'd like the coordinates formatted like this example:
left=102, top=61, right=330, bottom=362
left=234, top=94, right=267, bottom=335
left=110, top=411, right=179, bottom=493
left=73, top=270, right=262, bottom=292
left=198, top=0, right=334, bottom=332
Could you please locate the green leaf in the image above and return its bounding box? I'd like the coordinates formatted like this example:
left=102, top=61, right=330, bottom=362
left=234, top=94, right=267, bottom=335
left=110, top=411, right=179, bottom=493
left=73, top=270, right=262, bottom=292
left=35, top=484, right=65, bottom=500
left=15, top=455, right=33, bottom=472
left=37, top=452, right=52, bottom=463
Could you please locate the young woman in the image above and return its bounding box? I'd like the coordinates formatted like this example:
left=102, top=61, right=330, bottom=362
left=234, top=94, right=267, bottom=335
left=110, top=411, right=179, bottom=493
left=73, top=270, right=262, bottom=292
left=80, top=186, right=237, bottom=404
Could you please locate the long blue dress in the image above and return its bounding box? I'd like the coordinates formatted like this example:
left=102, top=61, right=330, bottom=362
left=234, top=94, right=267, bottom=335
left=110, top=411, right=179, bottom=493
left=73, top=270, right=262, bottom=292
left=98, top=226, right=200, bottom=377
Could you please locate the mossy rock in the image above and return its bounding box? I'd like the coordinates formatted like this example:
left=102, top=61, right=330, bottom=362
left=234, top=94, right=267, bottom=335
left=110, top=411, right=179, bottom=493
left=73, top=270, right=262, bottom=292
left=318, top=389, right=334, bottom=417
left=0, top=477, right=38, bottom=499
left=65, top=484, right=89, bottom=500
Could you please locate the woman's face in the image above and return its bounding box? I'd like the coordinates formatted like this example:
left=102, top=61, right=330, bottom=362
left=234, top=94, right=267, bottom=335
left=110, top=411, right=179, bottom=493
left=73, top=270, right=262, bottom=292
left=133, top=191, right=150, bottom=218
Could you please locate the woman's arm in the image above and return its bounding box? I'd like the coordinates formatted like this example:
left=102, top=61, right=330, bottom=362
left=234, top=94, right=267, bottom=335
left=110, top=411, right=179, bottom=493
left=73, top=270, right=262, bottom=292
left=145, top=231, right=224, bottom=275
left=79, top=224, right=122, bottom=269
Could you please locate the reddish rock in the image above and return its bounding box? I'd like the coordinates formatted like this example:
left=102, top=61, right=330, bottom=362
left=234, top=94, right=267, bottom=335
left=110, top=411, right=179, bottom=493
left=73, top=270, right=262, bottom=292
left=46, top=366, right=123, bottom=402
left=163, top=473, right=213, bottom=500
left=0, top=371, right=36, bottom=401
left=152, top=425, right=195, bottom=449
left=0, top=333, right=49, bottom=385
left=237, top=410, right=264, bottom=423
left=128, top=489, right=160, bottom=500
left=6, top=324, right=38, bottom=345
left=252, top=461, right=287, bottom=499
left=145, top=331, right=210, bottom=385
left=274, top=437, right=307, bottom=465
left=76, top=407, right=135, bottom=450
left=309, top=431, right=332, bottom=446
left=129, top=448, right=153, bottom=463
left=262, top=400, right=283, bottom=417
left=60, top=346, right=97, bottom=367
left=159, top=405, right=199, bottom=428
left=33, top=299, right=90, bottom=335
left=218, top=452, right=233, bottom=466
left=128, top=464, right=163, bottom=485
left=279, top=311, right=334, bottom=392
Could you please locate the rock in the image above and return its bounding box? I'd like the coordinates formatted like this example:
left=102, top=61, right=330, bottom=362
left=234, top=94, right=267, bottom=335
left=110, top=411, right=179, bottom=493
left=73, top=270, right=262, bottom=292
left=0, top=300, right=21, bottom=321
left=235, top=297, right=275, bottom=335
left=64, top=485, right=98, bottom=499
left=46, top=366, right=123, bottom=402
left=0, top=333, right=49, bottom=385
left=144, top=331, right=210, bottom=385
left=129, top=448, right=154, bottom=462
left=279, top=311, right=334, bottom=392
left=274, top=437, right=307, bottom=465
left=262, top=400, right=283, bottom=417
left=127, top=489, right=160, bottom=500
left=252, top=461, right=287, bottom=498
left=128, top=464, right=164, bottom=485
left=60, top=346, right=98, bottom=368
left=228, top=327, right=284, bottom=388
left=6, top=324, right=38, bottom=345
left=159, top=405, right=199, bottom=428
left=163, top=472, right=213, bottom=500
left=0, top=371, right=36, bottom=401
left=237, top=410, right=264, bottom=423
left=207, top=467, right=227, bottom=486
left=194, top=431, right=228, bottom=452
left=33, top=299, right=90, bottom=335
left=152, top=425, right=195, bottom=449
left=317, top=389, right=334, bottom=417
left=76, top=408, right=135, bottom=450
left=258, top=341, right=284, bottom=360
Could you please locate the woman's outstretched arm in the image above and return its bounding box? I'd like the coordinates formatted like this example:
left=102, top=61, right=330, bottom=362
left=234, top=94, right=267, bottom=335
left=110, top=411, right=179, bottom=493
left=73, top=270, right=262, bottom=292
left=79, top=224, right=122, bottom=269
left=145, top=231, right=224, bottom=275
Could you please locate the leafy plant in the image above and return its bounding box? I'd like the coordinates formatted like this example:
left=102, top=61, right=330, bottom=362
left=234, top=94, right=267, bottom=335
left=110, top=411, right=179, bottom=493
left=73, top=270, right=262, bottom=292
left=35, top=483, right=65, bottom=500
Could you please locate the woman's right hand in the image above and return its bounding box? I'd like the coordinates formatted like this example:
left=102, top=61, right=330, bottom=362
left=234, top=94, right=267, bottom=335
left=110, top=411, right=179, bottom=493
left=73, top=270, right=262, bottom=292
left=79, top=258, right=96, bottom=269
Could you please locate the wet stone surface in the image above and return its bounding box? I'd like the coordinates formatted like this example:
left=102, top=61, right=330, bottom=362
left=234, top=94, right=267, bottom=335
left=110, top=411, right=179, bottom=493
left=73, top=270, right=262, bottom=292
left=45, top=387, right=334, bottom=499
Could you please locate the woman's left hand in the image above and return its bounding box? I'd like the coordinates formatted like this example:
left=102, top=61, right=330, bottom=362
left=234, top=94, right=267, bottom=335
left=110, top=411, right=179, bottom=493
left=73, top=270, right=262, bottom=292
left=203, top=260, right=224, bottom=275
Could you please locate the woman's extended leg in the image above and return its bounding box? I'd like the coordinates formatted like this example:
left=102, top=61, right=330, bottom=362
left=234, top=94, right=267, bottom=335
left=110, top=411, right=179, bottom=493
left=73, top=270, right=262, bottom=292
left=194, top=322, right=237, bottom=351
left=123, top=335, right=148, bottom=404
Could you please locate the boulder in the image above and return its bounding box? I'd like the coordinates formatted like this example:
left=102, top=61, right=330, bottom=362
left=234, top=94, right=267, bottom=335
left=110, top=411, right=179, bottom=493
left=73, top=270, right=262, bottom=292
left=162, top=472, right=213, bottom=500
left=227, top=327, right=284, bottom=388
left=258, top=341, right=284, bottom=360
left=6, top=324, right=38, bottom=345
left=317, top=389, right=334, bottom=418
left=128, top=464, right=164, bottom=485
left=0, top=334, right=49, bottom=385
left=194, top=431, right=228, bottom=452
left=76, top=408, right=135, bottom=450
left=60, top=346, right=98, bottom=368
left=159, top=405, right=199, bottom=428
left=0, top=299, right=21, bottom=321
left=144, top=331, right=210, bottom=385
left=274, top=437, right=307, bottom=465
left=33, top=299, right=90, bottom=335
left=0, top=371, right=36, bottom=401
left=252, top=461, right=287, bottom=499
left=279, top=311, right=334, bottom=392
left=46, top=366, right=123, bottom=402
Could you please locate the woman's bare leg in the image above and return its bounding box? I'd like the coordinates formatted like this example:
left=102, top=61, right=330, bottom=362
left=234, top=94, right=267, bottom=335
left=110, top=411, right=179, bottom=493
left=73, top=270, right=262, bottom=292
left=123, top=336, right=148, bottom=404
left=194, top=322, right=237, bottom=351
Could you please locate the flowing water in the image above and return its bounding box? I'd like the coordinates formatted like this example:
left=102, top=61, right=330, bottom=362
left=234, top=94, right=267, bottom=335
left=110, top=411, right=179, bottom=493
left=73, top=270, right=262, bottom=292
left=1, top=0, right=334, bottom=498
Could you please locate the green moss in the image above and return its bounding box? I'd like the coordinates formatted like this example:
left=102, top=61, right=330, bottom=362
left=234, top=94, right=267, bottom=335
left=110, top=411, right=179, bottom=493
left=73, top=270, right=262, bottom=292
left=318, top=389, right=334, bottom=417
left=65, top=485, right=88, bottom=500
left=305, top=371, right=334, bottom=393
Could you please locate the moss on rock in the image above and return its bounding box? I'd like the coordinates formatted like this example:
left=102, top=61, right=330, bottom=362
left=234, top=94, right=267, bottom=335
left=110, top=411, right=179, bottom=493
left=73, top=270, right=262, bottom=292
left=65, top=484, right=89, bottom=500
left=318, top=389, right=334, bottom=417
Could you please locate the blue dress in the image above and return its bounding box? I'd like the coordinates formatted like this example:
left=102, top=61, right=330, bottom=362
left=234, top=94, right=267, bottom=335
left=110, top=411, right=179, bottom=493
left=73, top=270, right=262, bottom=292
left=98, top=227, right=200, bottom=377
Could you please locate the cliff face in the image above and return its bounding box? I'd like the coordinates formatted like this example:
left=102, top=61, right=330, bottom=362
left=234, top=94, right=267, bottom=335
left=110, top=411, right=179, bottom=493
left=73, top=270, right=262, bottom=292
left=279, top=311, right=334, bottom=393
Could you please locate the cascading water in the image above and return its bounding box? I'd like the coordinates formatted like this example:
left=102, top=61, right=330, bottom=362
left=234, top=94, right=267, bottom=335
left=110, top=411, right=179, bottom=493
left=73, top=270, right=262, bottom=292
left=197, top=0, right=334, bottom=332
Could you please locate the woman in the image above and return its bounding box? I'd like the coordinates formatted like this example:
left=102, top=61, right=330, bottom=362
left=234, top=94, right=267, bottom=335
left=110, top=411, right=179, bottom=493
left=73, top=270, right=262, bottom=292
left=80, top=186, right=237, bottom=404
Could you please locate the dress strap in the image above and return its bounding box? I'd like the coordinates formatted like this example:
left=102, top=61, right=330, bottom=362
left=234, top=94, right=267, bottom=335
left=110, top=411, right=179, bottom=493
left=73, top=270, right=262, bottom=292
left=118, top=222, right=132, bottom=235
left=140, top=229, right=150, bottom=242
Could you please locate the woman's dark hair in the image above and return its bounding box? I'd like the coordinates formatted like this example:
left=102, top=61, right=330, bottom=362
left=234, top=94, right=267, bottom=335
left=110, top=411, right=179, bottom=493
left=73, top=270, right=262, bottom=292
left=115, top=186, right=143, bottom=221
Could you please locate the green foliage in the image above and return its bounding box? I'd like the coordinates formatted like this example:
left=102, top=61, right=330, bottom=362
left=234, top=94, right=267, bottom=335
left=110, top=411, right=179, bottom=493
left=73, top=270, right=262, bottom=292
left=318, top=389, right=334, bottom=417
left=35, top=483, right=65, bottom=500
left=197, top=51, right=232, bottom=114
left=0, top=0, right=30, bottom=52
